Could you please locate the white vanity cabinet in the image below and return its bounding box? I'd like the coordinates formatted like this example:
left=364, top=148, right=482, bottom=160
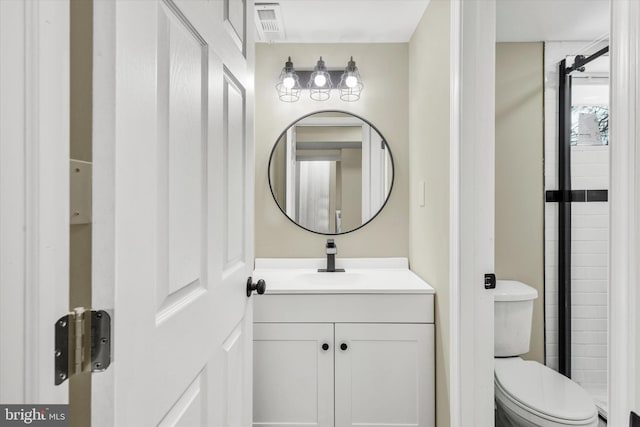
left=334, top=323, right=434, bottom=427
left=254, top=321, right=434, bottom=427
left=253, top=323, right=335, bottom=427
left=252, top=258, right=436, bottom=427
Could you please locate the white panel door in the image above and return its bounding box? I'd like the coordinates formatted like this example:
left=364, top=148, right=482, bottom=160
left=92, top=0, right=255, bottom=426
left=253, top=323, right=334, bottom=427
left=334, top=323, right=435, bottom=427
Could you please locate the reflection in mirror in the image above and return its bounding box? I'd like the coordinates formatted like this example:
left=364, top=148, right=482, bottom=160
left=269, top=111, right=394, bottom=235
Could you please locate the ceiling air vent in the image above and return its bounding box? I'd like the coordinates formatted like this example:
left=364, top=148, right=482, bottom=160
left=255, top=3, right=285, bottom=42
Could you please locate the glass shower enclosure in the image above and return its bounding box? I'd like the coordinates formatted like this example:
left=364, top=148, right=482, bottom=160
left=545, top=45, right=609, bottom=417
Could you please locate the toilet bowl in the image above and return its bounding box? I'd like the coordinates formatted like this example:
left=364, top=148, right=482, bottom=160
left=494, top=281, right=598, bottom=427
left=494, top=357, right=598, bottom=427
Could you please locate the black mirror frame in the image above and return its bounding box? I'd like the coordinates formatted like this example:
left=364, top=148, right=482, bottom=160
left=267, top=110, right=395, bottom=236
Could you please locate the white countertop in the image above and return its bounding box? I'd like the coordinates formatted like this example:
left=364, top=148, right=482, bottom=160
left=253, top=258, right=435, bottom=295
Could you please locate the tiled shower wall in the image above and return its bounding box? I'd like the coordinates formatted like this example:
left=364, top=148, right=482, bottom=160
left=544, top=42, right=609, bottom=405
left=568, top=146, right=609, bottom=394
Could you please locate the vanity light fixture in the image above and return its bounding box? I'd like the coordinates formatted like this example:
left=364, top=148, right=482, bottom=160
left=308, top=56, right=332, bottom=101
left=276, top=56, right=302, bottom=102
left=275, top=56, right=364, bottom=103
left=337, top=56, right=364, bottom=102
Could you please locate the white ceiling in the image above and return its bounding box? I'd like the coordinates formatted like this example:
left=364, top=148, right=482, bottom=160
left=255, top=0, right=431, bottom=43
left=496, top=0, right=609, bottom=42
left=255, top=0, right=609, bottom=44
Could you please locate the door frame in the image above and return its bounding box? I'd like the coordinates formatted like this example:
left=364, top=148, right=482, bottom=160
left=0, top=0, right=70, bottom=404
left=3, top=0, right=638, bottom=424
left=90, top=1, right=116, bottom=423
left=609, top=0, right=640, bottom=424
left=449, top=0, right=640, bottom=425
left=449, top=0, right=496, bottom=425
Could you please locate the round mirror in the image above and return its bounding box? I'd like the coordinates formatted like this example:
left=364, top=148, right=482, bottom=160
left=268, top=111, right=394, bottom=235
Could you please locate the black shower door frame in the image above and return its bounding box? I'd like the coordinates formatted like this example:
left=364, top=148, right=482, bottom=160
left=545, top=45, right=609, bottom=377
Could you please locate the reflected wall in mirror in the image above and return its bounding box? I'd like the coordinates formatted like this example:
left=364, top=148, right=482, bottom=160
left=268, top=111, right=394, bottom=235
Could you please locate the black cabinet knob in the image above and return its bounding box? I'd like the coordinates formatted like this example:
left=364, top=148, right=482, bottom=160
left=246, top=277, right=266, bottom=297
left=340, top=343, right=348, bottom=351
left=322, top=343, right=329, bottom=351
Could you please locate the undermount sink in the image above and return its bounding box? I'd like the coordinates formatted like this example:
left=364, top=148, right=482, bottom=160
left=253, top=258, right=435, bottom=294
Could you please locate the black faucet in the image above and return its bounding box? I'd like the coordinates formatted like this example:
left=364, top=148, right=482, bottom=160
left=318, top=239, right=345, bottom=272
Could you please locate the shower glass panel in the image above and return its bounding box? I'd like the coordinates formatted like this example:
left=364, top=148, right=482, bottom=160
left=545, top=47, right=609, bottom=417
left=569, top=55, right=609, bottom=412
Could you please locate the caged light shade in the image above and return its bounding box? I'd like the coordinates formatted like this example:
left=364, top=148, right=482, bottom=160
left=337, top=56, right=364, bottom=101
left=308, top=56, right=332, bottom=101
left=276, top=57, right=302, bottom=102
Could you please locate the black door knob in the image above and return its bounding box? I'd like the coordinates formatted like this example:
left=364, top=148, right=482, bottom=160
left=322, top=343, right=329, bottom=351
left=246, top=277, right=266, bottom=297
left=340, top=343, right=348, bottom=351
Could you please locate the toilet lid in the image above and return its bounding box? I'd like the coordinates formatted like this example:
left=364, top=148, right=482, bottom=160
left=495, top=358, right=597, bottom=422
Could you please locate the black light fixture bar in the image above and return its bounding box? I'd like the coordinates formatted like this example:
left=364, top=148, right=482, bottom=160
left=276, top=57, right=363, bottom=102
left=296, top=70, right=344, bottom=87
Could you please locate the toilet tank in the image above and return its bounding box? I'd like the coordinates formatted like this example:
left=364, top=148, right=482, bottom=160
left=494, top=280, right=538, bottom=357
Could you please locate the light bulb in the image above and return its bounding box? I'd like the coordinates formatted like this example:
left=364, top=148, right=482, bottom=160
left=314, top=74, right=327, bottom=87
left=345, top=74, right=358, bottom=88
left=283, top=75, right=295, bottom=89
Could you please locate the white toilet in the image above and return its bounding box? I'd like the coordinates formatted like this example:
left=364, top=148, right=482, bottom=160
left=494, top=280, right=599, bottom=427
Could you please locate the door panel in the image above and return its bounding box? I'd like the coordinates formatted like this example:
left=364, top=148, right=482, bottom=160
left=223, top=317, right=249, bottom=427
left=335, top=323, right=434, bottom=427
left=156, top=0, right=208, bottom=315
left=253, top=323, right=334, bottom=427
left=158, top=372, right=206, bottom=426
left=92, top=0, right=254, bottom=425
left=224, top=0, right=245, bottom=53
left=223, top=73, right=246, bottom=269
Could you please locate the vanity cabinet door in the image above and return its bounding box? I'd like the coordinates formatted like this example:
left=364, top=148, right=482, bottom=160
left=334, top=323, right=435, bottom=427
left=253, top=323, right=334, bottom=427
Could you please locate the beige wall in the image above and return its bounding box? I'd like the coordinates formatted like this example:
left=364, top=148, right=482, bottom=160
left=69, top=0, right=93, bottom=426
left=257, top=12, right=546, bottom=427
left=408, top=1, right=450, bottom=426
left=255, top=43, right=409, bottom=257
left=495, top=42, right=545, bottom=363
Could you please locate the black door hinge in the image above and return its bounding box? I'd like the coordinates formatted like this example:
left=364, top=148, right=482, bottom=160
left=54, top=308, right=111, bottom=385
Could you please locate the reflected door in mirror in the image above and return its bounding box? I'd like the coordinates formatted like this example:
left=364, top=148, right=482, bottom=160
left=269, top=111, right=394, bottom=235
